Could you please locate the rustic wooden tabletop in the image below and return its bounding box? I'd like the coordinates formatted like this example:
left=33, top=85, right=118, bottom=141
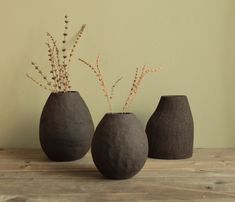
left=0, top=149, right=234, bottom=202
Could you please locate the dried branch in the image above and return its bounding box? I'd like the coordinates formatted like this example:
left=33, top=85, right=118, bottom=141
left=61, top=15, right=69, bottom=92
left=31, top=62, right=52, bottom=87
left=45, top=42, right=59, bottom=92
left=46, top=32, right=61, bottom=67
left=122, top=67, right=139, bottom=112
left=27, top=16, right=87, bottom=93
left=110, top=77, right=123, bottom=100
left=26, top=74, right=53, bottom=91
left=78, top=57, right=114, bottom=113
left=62, top=15, right=69, bottom=62
left=68, top=24, right=86, bottom=64
left=46, top=32, right=64, bottom=91
left=123, top=65, right=161, bottom=112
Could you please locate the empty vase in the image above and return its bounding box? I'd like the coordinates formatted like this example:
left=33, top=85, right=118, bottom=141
left=146, top=95, right=194, bottom=159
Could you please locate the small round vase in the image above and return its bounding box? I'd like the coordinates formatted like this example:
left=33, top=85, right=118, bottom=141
left=146, top=95, right=194, bottom=159
left=39, top=91, right=94, bottom=161
left=91, top=113, right=148, bottom=179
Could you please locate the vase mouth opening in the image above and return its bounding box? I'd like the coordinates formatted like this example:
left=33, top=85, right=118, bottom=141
left=51, top=91, right=78, bottom=94
left=162, top=95, right=187, bottom=98
left=105, top=112, right=133, bottom=116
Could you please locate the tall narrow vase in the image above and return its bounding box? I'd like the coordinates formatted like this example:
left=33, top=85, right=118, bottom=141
left=91, top=113, right=148, bottom=179
left=146, top=95, right=194, bottom=159
left=40, top=91, right=94, bottom=161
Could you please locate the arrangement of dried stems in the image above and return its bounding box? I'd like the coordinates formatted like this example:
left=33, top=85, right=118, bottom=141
left=122, top=65, right=161, bottom=112
left=79, top=57, right=161, bottom=113
left=26, top=15, right=86, bottom=93
left=79, top=56, right=123, bottom=112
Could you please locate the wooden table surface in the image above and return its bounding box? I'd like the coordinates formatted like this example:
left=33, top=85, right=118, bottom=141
left=0, top=149, right=234, bottom=202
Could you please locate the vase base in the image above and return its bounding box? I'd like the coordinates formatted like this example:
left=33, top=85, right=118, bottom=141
left=41, top=146, right=89, bottom=162
left=148, top=153, right=193, bottom=160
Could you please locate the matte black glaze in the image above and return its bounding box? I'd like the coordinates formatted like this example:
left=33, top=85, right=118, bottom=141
left=92, top=113, right=148, bottom=179
left=40, top=91, right=94, bottom=161
left=146, top=95, right=194, bottom=159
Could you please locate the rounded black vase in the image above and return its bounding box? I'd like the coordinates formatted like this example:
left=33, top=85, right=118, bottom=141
left=146, top=95, right=194, bottom=159
left=91, top=113, right=148, bottom=179
left=39, top=91, right=94, bottom=161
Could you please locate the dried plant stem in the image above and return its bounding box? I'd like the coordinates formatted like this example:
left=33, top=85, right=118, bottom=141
left=61, top=15, right=69, bottom=92
left=46, top=32, right=61, bottom=67
left=46, top=32, right=64, bottom=91
left=46, top=43, right=59, bottom=92
left=68, top=24, right=86, bottom=64
left=78, top=57, right=113, bottom=112
left=122, top=67, right=139, bottom=112
left=123, top=65, right=161, bottom=112
left=65, top=24, right=86, bottom=92
left=26, top=74, right=53, bottom=91
left=31, top=62, right=52, bottom=87
left=28, top=16, right=86, bottom=93
left=62, top=15, right=68, bottom=63
left=110, top=77, right=123, bottom=100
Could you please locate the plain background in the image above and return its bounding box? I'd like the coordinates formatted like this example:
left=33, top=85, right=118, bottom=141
left=0, top=0, right=234, bottom=148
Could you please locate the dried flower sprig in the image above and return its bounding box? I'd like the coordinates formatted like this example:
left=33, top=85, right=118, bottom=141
left=31, top=62, right=52, bottom=87
left=68, top=24, right=86, bottom=64
left=26, top=74, right=53, bottom=91
left=110, top=77, right=123, bottom=100
left=45, top=42, right=59, bottom=91
left=26, top=15, right=86, bottom=93
left=78, top=57, right=122, bottom=112
left=123, top=65, right=162, bottom=112
left=79, top=56, right=161, bottom=113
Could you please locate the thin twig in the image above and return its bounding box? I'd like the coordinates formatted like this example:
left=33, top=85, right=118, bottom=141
left=68, top=24, right=86, bottom=64
left=123, top=66, right=161, bottom=112
left=31, top=62, right=52, bottom=87
left=78, top=57, right=113, bottom=112
left=122, top=67, right=139, bottom=112
left=45, top=42, right=58, bottom=92
left=26, top=74, right=53, bottom=91
left=46, top=32, right=63, bottom=91
left=110, top=77, right=123, bottom=100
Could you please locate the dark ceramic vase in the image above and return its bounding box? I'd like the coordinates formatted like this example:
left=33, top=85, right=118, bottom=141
left=91, top=113, right=148, bottom=179
left=40, top=91, right=94, bottom=161
left=146, top=95, right=194, bottom=159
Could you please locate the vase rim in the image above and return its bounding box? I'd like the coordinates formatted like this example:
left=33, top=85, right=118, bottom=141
left=161, top=95, right=187, bottom=98
left=105, top=112, right=133, bottom=116
left=51, top=91, right=79, bottom=95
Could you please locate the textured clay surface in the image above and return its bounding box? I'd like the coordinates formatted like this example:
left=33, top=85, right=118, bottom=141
left=40, top=91, right=94, bottom=161
left=146, top=95, right=194, bottom=159
left=92, top=113, right=148, bottom=179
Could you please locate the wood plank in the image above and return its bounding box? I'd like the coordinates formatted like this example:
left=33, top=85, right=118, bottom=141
left=1, top=194, right=234, bottom=202
left=0, top=149, right=234, bottom=201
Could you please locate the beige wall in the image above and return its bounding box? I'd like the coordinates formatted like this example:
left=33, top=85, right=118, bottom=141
left=0, top=0, right=234, bottom=148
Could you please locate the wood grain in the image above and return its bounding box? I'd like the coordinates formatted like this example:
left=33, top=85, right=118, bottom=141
left=0, top=149, right=234, bottom=202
